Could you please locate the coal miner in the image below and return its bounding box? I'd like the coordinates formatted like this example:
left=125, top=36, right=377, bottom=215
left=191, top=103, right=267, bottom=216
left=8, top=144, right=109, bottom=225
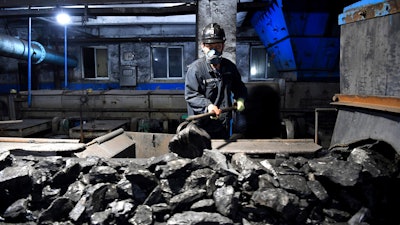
left=184, top=23, right=247, bottom=139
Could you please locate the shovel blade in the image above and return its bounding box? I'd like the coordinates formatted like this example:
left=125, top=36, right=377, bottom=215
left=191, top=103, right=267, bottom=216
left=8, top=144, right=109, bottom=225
left=168, top=121, right=211, bottom=159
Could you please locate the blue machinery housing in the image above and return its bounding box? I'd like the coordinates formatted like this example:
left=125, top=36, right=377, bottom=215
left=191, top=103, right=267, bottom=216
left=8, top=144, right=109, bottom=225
left=251, top=0, right=343, bottom=81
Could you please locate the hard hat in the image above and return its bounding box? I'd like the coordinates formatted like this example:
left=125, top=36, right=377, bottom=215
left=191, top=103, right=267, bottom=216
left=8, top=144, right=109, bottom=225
left=201, top=23, right=226, bottom=44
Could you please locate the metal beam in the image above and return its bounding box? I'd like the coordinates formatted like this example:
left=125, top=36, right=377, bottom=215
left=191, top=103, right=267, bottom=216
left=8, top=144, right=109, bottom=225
left=45, top=36, right=258, bottom=44
left=67, top=36, right=195, bottom=43
left=339, top=0, right=400, bottom=25
left=0, top=2, right=269, bottom=17
left=0, top=4, right=196, bottom=17
left=331, top=94, right=400, bottom=114
left=0, top=0, right=194, bottom=8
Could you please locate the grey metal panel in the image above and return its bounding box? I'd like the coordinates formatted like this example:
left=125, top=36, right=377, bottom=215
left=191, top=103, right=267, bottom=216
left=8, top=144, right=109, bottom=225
left=0, top=119, right=52, bottom=137
left=339, top=13, right=400, bottom=97
left=120, top=66, right=137, bottom=87
left=75, top=129, right=136, bottom=158
left=17, top=90, right=187, bottom=120
left=330, top=109, right=400, bottom=154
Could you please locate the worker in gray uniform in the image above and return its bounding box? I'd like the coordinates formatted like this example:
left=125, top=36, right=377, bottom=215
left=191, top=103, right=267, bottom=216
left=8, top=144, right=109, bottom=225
left=185, top=23, right=247, bottom=139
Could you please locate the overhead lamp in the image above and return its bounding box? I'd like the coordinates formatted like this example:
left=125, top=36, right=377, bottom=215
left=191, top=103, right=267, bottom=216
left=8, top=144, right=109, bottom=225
left=56, top=12, right=71, bottom=25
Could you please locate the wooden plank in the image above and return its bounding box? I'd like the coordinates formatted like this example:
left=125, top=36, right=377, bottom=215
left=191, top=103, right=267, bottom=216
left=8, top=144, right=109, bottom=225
left=0, top=142, right=85, bottom=153
left=0, top=120, right=23, bottom=124
left=211, top=139, right=321, bottom=154
left=0, top=137, right=80, bottom=143
left=0, top=136, right=84, bottom=155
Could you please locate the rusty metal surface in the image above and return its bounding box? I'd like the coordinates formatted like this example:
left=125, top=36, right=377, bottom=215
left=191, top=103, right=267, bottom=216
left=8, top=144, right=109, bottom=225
left=339, top=0, right=400, bottom=25
left=0, top=119, right=52, bottom=137
left=212, top=139, right=321, bottom=154
left=332, top=94, right=400, bottom=113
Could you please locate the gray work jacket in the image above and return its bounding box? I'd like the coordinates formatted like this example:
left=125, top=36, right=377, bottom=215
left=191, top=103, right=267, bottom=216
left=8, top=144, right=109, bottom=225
left=184, top=57, right=247, bottom=137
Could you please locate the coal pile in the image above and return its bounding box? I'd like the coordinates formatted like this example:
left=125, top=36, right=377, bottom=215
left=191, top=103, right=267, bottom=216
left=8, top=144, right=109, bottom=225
left=0, top=142, right=399, bottom=225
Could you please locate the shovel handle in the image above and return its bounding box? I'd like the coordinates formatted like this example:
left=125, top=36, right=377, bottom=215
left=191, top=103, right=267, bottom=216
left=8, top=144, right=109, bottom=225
left=186, top=106, right=237, bottom=121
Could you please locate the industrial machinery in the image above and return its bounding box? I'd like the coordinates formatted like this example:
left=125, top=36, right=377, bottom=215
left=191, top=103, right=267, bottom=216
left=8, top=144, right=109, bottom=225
left=330, top=0, right=400, bottom=154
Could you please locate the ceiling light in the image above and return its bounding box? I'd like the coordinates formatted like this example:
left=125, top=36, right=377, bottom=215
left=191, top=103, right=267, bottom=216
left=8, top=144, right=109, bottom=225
left=56, top=12, right=71, bottom=25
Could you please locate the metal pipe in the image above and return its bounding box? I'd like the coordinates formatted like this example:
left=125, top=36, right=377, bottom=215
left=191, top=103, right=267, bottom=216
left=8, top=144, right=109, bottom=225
left=28, top=17, right=32, bottom=107
left=0, top=33, right=78, bottom=67
left=64, top=25, right=68, bottom=88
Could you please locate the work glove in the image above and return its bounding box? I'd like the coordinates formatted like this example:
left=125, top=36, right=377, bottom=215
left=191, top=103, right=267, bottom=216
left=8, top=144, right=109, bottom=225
left=236, top=98, right=245, bottom=112
left=207, top=104, right=221, bottom=119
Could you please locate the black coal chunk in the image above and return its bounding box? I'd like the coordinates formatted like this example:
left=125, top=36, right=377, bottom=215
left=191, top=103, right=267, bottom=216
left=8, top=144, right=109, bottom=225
left=0, top=142, right=399, bottom=225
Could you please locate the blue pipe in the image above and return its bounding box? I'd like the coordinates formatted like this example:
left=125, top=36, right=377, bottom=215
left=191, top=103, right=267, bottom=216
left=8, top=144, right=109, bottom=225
left=28, top=17, right=32, bottom=107
left=0, top=34, right=78, bottom=67
left=64, top=25, right=68, bottom=88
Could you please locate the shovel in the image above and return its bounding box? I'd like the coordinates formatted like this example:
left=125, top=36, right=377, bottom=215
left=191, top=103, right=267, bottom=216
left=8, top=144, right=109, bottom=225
left=184, top=106, right=237, bottom=121
left=168, top=106, right=236, bottom=158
